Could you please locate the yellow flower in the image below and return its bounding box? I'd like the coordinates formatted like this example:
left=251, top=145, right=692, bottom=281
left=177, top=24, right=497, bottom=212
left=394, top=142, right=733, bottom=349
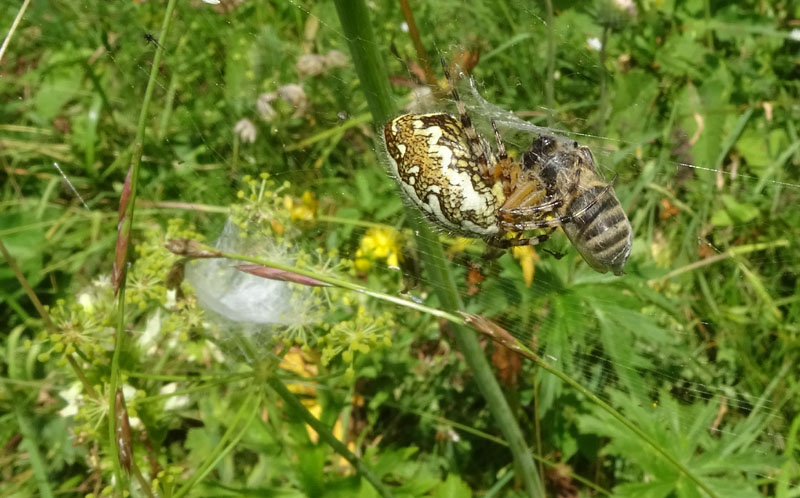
left=283, top=190, right=318, bottom=221
left=281, top=347, right=318, bottom=398
left=354, top=249, right=372, bottom=273
left=355, top=228, right=402, bottom=272
left=446, top=237, right=474, bottom=257
left=512, top=246, right=540, bottom=287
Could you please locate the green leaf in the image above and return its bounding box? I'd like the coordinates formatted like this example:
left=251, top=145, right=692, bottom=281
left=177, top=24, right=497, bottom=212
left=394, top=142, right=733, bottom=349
left=33, top=48, right=85, bottom=122
left=296, top=446, right=327, bottom=496
left=579, top=390, right=764, bottom=496
left=538, top=291, right=586, bottom=415
left=433, top=474, right=472, bottom=498
left=610, top=69, right=660, bottom=138
left=613, top=480, right=675, bottom=498
left=354, top=169, right=376, bottom=210
left=736, top=126, right=771, bottom=168
left=655, top=33, right=707, bottom=79
left=0, top=213, right=47, bottom=288
left=720, top=195, right=759, bottom=224
left=710, top=209, right=733, bottom=227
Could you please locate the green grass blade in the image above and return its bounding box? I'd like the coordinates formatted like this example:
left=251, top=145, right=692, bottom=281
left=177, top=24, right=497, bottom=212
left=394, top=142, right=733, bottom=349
left=331, top=2, right=545, bottom=495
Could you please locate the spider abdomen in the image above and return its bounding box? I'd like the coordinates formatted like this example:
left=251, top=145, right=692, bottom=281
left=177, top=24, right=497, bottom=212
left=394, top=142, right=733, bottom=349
left=383, top=113, right=504, bottom=237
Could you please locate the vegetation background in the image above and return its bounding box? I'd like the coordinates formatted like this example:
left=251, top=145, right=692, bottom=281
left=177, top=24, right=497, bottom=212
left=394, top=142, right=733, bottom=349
left=1, top=0, right=798, bottom=496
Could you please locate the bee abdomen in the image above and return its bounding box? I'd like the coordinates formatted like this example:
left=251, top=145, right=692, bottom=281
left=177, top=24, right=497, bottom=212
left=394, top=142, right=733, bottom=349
left=564, top=185, right=632, bottom=275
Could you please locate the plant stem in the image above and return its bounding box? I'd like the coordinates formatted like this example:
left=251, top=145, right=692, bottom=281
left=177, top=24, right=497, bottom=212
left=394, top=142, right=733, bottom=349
left=649, top=239, right=789, bottom=283
left=173, top=391, right=258, bottom=498
left=333, top=0, right=394, bottom=125
left=332, top=2, right=545, bottom=495
left=398, top=0, right=437, bottom=87
left=595, top=24, right=610, bottom=135
left=543, top=0, right=555, bottom=126
left=176, top=242, right=462, bottom=323
left=0, top=0, right=32, bottom=64
left=268, top=377, right=395, bottom=498
left=109, top=0, right=180, bottom=489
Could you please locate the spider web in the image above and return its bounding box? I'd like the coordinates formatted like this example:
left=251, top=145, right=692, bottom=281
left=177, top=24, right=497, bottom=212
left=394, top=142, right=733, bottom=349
left=5, top=0, right=797, bottom=493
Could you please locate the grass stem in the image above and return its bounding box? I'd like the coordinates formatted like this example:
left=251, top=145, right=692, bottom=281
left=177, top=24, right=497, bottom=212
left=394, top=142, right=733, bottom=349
left=334, top=2, right=546, bottom=494
left=109, top=0, right=180, bottom=489
left=0, top=0, right=31, bottom=64
left=268, top=377, right=395, bottom=498
left=543, top=0, right=555, bottom=126
left=649, top=239, right=790, bottom=284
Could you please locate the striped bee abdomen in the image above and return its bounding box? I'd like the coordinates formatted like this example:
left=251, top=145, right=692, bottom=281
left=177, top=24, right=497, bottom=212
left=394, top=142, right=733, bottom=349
left=563, top=184, right=632, bottom=275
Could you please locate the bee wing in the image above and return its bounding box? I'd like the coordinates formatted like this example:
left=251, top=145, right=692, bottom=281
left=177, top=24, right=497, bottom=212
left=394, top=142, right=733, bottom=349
left=577, top=146, right=599, bottom=173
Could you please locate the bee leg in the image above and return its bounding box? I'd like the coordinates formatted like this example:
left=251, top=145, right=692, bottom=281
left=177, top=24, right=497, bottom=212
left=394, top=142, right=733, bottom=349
left=541, top=247, right=565, bottom=260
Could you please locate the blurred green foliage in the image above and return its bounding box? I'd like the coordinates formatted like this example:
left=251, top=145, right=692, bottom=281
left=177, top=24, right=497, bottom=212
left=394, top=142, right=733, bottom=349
left=1, top=0, right=799, bottom=496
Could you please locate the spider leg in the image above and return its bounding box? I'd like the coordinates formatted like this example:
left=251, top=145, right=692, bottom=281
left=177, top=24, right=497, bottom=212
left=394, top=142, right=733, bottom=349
left=488, top=120, right=507, bottom=182
left=440, top=58, right=491, bottom=169
left=491, top=120, right=506, bottom=159
left=499, top=165, right=581, bottom=220
left=501, top=198, right=563, bottom=217
left=489, top=227, right=557, bottom=249
left=500, top=174, right=617, bottom=231
left=500, top=216, right=565, bottom=231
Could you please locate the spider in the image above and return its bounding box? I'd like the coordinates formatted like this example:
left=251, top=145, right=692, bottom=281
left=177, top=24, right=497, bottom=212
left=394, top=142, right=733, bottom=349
left=382, top=62, right=631, bottom=274
left=143, top=32, right=162, bottom=49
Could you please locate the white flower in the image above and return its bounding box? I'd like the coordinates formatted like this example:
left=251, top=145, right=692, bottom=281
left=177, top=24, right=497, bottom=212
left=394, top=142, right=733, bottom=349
left=613, top=0, right=637, bottom=16
left=400, top=22, right=409, bottom=33
left=278, top=84, right=307, bottom=109
left=324, top=50, right=347, bottom=69
left=587, top=37, right=602, bottom=51
left=138, top=309, right=162, bottom=353
left=257, top=93, right=277, bottom=122
left=78, top=292, right=94, bottom=312
left=791, top=29, right=800, bottom=41
left=446, top=428, right=460, bottom=442
left=296, top=51, right=348, bottom=77
left=59, top=383, right=83, bottom=417
left=296, top=54, right=327, bottom=77
left=278, top=84, right=308, bottom=117
left=160, top=382, right=190, bottom=411
left=406, top=86, right=435, bottom=114
left=206, top=339, right=226, bottom=363
left=165, top=288, right=177, bottom=309
left=234, top=118, right=257, bottom=143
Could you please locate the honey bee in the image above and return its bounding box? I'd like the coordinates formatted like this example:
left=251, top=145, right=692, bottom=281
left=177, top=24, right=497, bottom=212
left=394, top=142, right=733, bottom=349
left=382, top=65, right=632, bottom=275
left=520, top=136, right=632, bottom=275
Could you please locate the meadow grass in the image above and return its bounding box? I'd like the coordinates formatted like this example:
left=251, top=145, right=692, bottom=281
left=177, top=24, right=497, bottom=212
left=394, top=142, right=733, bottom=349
left=1, top=0, right=798, bottom=496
